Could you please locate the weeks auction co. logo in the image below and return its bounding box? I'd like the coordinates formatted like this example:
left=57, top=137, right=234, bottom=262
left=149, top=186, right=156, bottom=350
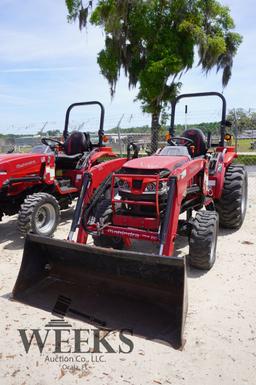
left=18, top=296, right=134, bottom=370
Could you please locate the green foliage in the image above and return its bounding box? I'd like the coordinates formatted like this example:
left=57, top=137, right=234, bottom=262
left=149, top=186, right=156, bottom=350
left=107, top=125, right=150, bottom=134
left=65, top=0, right=242, bottom=151
left=66, top=0, right=242, bottom=113
left=66, top=0, right=92, bottom=28
left=35, top=129, right=61, bottom=136
left=45, top=130, right=62, bottom=137
left=227, top=109, right=256, bottom=132
left=66, top=0, right=82, bottom=21
left=106, top=121, right=220, bottom=135
left=175, top=121, right=220, bottom=135
left=235, top=154, right=256, bottom=165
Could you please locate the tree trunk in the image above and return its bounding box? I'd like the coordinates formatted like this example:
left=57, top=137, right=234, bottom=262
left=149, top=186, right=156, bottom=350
left=151, top=112, right=160, bottom=154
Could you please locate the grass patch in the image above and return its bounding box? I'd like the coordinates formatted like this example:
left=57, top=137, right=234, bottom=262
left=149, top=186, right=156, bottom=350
left=235, top=154, right=256, bottom=165
left=236, top=138, right=256, bottom=152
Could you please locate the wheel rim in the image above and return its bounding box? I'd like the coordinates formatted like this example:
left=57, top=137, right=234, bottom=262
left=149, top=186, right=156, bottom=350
left=34, top=203, right=56, bottom=235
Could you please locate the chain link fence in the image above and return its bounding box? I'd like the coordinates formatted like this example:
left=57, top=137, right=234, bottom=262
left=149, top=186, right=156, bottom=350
left=0, top=101, right=255, bottom=209
left=227, top=109, right=256, bottom=183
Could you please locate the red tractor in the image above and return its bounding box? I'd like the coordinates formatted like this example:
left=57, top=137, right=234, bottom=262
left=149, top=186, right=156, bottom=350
left=0, top=101, right=116, bottom=236
left=78, top=92, right=247, bottom=267
left=12, top=92, right=247, bottom=349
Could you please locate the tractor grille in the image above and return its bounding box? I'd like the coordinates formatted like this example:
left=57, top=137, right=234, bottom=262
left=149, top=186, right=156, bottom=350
left=119, top=167, right=170, bottom=177
left=132, top=180, right=142, bottom=189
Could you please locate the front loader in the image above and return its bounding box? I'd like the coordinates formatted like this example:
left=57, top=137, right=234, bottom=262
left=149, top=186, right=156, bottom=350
left=12, top=92, right=247, bottom=349
left=12, top=148, right=187, bottom=348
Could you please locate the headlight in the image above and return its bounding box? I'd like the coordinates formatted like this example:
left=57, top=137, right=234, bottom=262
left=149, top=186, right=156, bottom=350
left=145, top=182, right=156, bottom=193
left=159, top=182, right=167, bottom=191
left=144, top=181, right=168, bottom=193
left=0, top=171, right=7, bottom=175
left=118, top=179, right=130, bottom=192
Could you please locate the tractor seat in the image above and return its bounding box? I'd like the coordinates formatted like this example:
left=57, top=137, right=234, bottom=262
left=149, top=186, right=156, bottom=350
left=182, top=128, right=207, bottom=157
left=55, top=153, right=84, bottom=170
left=63, top=131, right=91, bottom=156
left=56, top=131, right=91, bottom=169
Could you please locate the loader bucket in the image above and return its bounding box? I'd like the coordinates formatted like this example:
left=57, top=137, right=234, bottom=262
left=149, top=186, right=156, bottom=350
left=12, top=234, right=187, bottom=349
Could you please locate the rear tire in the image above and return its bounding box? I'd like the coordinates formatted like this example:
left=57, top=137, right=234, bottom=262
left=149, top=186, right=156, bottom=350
left=189, top=210, right=219, bottom=270
left=18, top=193, right=60, bottom=237
left=92, top=199, right=124, bottom=249
left=215, top=164, right=248, bottom=229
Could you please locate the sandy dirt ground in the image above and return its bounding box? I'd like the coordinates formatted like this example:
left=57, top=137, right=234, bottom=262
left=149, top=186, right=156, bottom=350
left=0, top=176, right=255, bottom=385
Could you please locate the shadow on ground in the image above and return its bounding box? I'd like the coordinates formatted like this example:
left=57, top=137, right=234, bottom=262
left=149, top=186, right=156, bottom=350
left=56, top=207, right=74, bottom=227
left=0, top=208, right=74, bottom=251
left=0, top=218, right=24, bottom=250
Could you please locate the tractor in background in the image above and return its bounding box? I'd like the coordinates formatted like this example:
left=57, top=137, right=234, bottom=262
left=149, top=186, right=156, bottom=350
left=0, top=101, right=116, bottom=236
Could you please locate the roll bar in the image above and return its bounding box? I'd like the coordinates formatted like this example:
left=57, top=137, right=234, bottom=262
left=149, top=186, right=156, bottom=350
left=63, top=101, right=105, bottom=147
left=169, top=92, right=227, bottom=147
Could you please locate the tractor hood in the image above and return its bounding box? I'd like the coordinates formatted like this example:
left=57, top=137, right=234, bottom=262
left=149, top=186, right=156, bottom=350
left=0, top=153, right=50, bottom=172
left=0, top=153, right=55, bottom=189
left=123, top=155, right=189, bottom=172
left=0, top=153, right=45, bottom=164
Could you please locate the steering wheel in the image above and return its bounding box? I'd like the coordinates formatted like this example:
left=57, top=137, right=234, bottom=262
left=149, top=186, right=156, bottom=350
left=168, top=136, right=194, bottom=147
left=41, top=137, right=64, bottom=150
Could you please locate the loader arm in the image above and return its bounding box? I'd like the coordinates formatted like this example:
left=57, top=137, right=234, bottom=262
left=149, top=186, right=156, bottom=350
left=76, top=157, right=128, bottom=244
left=162, top=158, right=207, bottom=256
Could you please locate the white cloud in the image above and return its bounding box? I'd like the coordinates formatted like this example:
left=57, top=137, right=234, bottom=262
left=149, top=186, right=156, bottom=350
left=0, top=0, right=255, bottom=132
left=0, top=66, right=86, bottom=73
left=0, top=0, right=103, bottom=65
left=0, top=27, right=102, bottom=64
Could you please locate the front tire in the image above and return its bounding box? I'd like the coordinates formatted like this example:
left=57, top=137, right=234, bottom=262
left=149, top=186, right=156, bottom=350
left=18, top=193, right=60, bottom=236
left=189, top=210, right=219, bottom=270
left=215, top=164, right=248, bottom=229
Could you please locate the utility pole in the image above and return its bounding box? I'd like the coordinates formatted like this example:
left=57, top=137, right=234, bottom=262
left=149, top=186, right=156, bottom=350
left=39, top=122, right=48, bottom=136
left=77, top=122, right=85, bottom=131
left=185, top=105, right=188, bottom=130
left=234, top=109, right=238, bottom=152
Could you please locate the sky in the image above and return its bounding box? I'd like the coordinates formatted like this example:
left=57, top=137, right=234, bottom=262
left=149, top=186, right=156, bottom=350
left=0, top=0, right=255, bottom=134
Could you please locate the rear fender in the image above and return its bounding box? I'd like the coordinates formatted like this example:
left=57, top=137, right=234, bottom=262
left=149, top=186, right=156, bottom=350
left=216, top=146, right=237, bottom=166
left=210, top=148, right=237, bottom=199
left=90, top=148, right=117, bottom=165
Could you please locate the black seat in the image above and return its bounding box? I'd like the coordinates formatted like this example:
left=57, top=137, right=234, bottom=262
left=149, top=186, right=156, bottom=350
left=63, top=131, right=90, bottom=155
left=55, top=153, right=84, bottom=170
left=182, top=128, right=207, bottom=157
left=56, top=131, right=91, bottom=170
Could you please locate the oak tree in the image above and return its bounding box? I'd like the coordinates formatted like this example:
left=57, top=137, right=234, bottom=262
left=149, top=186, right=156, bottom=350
left=66, top=0, right=242, bottom=152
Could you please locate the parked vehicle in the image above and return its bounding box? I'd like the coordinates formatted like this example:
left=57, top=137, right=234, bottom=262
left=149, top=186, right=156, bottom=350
left=0, top=101, right=116, bottom=236
left=12, top=92, right=247, bottom=349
